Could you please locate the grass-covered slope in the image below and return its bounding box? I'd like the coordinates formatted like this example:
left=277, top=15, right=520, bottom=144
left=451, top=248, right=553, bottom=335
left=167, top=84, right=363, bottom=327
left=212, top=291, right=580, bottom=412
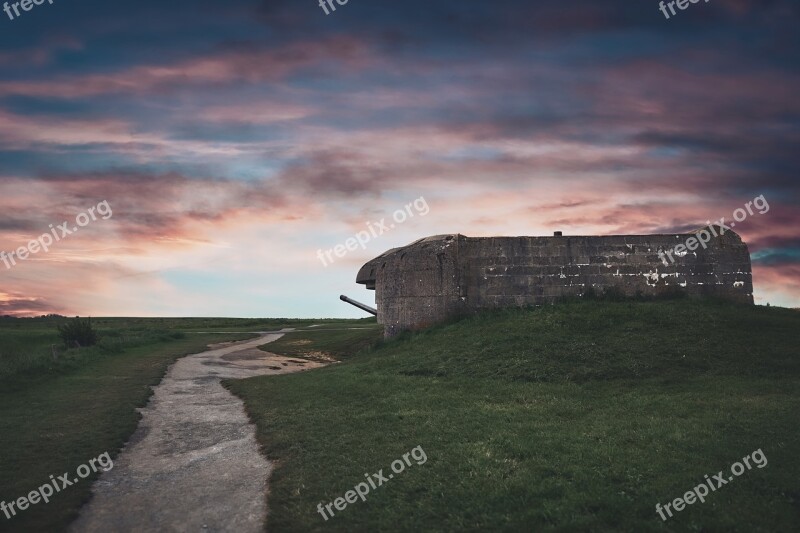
left=226, top=301, right=800, bottom=532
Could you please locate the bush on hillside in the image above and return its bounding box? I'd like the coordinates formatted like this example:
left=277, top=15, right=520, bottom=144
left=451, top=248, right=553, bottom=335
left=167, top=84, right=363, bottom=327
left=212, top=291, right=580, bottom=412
left=57, top=317, right=98, bottom=348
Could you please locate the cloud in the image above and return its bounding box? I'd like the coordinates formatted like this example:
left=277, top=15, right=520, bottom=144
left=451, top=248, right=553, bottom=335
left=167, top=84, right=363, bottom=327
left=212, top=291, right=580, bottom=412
left=0, top=36, right=377, bottom=99
left=0, top=0, right=798, bottom=316
left=0, top=171, right=295, bottom=251
left=0, top=291, right=63, bottom=317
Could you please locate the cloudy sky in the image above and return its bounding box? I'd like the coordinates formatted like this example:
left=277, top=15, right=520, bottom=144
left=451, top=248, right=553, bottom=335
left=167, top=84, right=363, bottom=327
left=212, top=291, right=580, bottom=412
left=0, top=0, right=798, bottom=317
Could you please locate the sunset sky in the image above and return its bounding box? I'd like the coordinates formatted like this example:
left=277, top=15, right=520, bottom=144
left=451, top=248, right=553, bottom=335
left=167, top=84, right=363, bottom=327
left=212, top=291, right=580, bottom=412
left=0, top=0, right=798, bottom=317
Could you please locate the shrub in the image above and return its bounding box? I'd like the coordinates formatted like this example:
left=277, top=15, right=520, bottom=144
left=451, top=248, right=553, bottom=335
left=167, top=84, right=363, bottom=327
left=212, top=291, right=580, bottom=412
left=57, top=317, right=98, bottom=348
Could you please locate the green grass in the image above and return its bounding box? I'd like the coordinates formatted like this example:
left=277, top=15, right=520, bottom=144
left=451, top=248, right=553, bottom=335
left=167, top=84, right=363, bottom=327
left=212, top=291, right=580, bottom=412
left=85, top=317, right=367, bottom=333
left=258, top=319, right=381, bottom=361
left=0, top=318, right=257, bottom=532
left=0, top=316, right=343, bottom=380
left=226, top=301, right=800, bottom=532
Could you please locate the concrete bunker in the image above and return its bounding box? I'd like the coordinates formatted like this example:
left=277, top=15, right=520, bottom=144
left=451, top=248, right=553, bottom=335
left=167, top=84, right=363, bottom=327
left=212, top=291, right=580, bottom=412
left=354, top=229, right=754, bottom=337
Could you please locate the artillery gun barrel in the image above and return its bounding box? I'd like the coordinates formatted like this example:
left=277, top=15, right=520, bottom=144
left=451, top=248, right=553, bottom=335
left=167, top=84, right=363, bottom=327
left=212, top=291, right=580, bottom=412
left=339, top=295, right=377, bottom=316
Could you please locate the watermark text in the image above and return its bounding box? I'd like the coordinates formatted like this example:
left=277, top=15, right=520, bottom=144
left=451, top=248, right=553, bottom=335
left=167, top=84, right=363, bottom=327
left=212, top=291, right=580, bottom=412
left=1, top=200, right=112, bottom=271
left=316, top=445, right=427, bottom=520
left=655, top=448, right=767, bottom=521
left=1, top=451, right=114, bottom=520
left=317, top=196, right=429, bottom=267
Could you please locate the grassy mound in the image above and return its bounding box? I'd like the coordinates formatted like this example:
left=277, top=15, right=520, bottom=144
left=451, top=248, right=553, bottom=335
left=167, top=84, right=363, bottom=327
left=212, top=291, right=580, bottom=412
left=226, top=301, right=800, bottom=532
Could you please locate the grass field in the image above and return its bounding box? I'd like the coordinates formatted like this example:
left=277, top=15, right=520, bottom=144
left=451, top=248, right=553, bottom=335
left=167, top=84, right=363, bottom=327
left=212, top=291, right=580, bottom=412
left=0, top=317, right=273, bottom=532
left=226, top=301, right=800, bottom=532
left=258, top=319, right=381, bottom=361
left=0, top=316, right=349, bottom=381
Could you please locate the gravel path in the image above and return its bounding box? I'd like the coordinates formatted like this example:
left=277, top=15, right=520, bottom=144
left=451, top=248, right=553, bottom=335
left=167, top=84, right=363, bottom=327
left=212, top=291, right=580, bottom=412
left=70, top=331, right=325, bottom=533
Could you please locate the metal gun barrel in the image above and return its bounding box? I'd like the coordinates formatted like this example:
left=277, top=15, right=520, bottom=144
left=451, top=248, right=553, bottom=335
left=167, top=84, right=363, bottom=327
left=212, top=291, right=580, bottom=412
left=339, top=295, right=377, bottom=316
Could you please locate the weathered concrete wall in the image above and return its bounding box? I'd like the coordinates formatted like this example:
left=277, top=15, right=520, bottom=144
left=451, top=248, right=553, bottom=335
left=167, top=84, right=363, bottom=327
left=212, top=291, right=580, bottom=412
left=357, top=230, right=754, bottom=337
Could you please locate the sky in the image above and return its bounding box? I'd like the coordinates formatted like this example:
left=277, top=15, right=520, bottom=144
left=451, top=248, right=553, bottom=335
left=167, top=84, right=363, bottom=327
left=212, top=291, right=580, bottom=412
left=0, top=0, right=798, bottom=317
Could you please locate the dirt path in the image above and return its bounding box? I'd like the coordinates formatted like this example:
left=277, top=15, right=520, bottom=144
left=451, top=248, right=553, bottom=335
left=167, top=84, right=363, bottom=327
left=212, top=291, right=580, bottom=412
left=70, top=331, right=325, bottom=533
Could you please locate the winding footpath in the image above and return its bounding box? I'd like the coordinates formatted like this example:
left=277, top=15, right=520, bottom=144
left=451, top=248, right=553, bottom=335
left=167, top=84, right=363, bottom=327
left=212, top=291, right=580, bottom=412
left=70, top=331, right=325, bottom=532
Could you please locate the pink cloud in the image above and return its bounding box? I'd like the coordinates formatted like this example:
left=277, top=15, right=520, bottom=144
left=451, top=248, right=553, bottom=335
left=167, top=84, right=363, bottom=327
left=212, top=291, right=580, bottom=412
left=0, top=36, right=378, bottom=98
